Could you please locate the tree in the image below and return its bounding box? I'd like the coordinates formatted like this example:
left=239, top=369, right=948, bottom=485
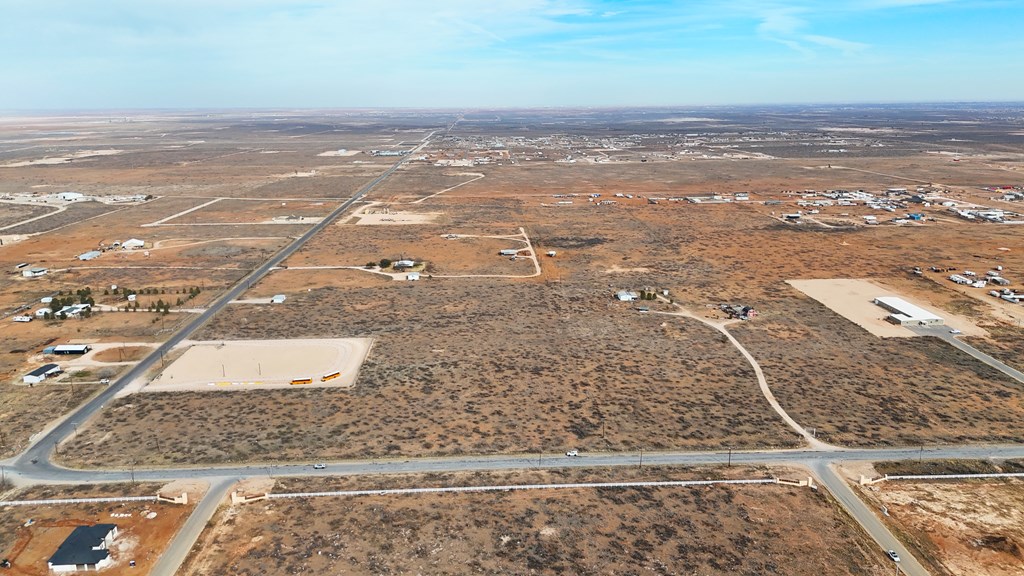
left=44, top=311, right=52, bottom=320
left=379, top=258, right=392, bottom=269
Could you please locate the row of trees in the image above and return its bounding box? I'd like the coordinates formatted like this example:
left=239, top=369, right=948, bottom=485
left=637, top=290, right=660, bottom=301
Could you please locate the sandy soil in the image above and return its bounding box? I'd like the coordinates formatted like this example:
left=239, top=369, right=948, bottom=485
left=181, top=466, right=887, bottom=576
left=788, top=278, right=985, bottom=338
left=144, top=338, right=372, bottom=392
left=0, top=483, right=195, bottom=576
left=349, top=203, right=441, bottom=225
left=92, top=345, right=153, bottom=363
left=863, top=480, right=1024, bottom=576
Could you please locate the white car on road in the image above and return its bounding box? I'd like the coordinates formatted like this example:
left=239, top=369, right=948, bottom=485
left=565, top=450, right=579, bottom=457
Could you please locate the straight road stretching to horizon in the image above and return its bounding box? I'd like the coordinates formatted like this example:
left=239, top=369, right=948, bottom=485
left=7, top=135, right=432, bottom=475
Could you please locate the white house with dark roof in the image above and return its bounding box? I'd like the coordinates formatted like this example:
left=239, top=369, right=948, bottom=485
left=48, top=524, right=118, bottom=572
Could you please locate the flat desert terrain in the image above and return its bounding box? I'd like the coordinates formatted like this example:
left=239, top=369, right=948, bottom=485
left=182, top=466, right=888, bottom=576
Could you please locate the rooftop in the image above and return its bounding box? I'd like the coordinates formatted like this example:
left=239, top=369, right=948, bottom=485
left=49, top=524, right=116, bottom=567
left=874, top=296, right=943, bottom=322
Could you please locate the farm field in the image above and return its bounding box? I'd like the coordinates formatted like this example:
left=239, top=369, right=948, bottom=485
left=182, top=465, right=888, bottom=576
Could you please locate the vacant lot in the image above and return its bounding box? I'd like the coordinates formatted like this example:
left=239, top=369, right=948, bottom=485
left=60, top=278, right=799, bottom=467
left=860, top=479, right=1024, bottom=576
left=182, top=466, right=886, bottom=576
left=163, top=198, right=332, bottom=225
left=730, top=295, right=1024, bottom=447
left=2, top=201, right=123, bottom=235
left=0, top=203, right=59, bottom=229
left=0, top=382, right=100, bottom=458
left=0, top=482, right=197, bottom=576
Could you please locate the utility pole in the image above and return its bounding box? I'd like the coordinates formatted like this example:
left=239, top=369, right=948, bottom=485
left=728, top=447, right=732, bottom=467
left=639, top=448, right=643, bottom=469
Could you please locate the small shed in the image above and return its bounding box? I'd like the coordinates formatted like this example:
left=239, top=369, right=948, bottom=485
left=35, top=308, right=51, bottom=318
left=546, top=251, right=557, bottom=257
left=270, top=294, right=287, bottom=304
left=406, top=272, right=420, bottom=281
left=24, top=363, right=62, bottom=385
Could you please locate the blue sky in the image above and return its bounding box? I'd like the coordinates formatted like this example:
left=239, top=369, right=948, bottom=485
left=0, top=0, right=1021, bottom=109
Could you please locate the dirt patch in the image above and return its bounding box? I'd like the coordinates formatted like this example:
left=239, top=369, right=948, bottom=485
left=144, top=338, right=372, bottom=392
left=0, top=483, right=194, bottom=576
left=787, top=278, right=984, bottom=338
left=862, top=480, right=1024, bottom=576
left=93, top=346, right=152, bottom=363
left=351, top=205, right=441, bottom=225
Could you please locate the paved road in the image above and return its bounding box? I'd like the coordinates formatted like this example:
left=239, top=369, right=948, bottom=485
left=10, top=443, right=1024, bottom=485
left=911, top=326, right=1024, bottom=385
left=811, top=461, right=929, bottom=576
left=150, top=477, right=235, bottom=576
left=10, top=145, right=422, bottom=474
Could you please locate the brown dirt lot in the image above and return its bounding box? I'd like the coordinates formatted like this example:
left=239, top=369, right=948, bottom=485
left=860, top=479, right=1024, bottom=576
left=182, top=466, right=887, bottom=576
left=93, top=346, right=152, bottom=363
left=162, top=198, right=333, bottom=224
left=0, top=482, right=196, bottom=576
left=0, top=204, right=59, bottom=229
left=242, top=268, right=391, bottom=298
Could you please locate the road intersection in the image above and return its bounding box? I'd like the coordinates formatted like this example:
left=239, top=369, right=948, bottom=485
left=4, top=130, right=1024, bottom=576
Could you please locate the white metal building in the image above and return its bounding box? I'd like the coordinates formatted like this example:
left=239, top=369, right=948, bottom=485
left=24, top=363, right=62, bottom=384
left=873, top=296, right=944, bottom=326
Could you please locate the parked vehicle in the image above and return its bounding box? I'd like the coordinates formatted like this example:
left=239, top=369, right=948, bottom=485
left=565, top=450, right=579, bottom=457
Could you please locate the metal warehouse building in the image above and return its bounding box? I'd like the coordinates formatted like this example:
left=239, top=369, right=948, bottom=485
left=873, top=296, right=944, bottom=326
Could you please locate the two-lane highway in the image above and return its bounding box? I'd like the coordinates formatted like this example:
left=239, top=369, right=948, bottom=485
left=12, top=140, right=427, bottom=474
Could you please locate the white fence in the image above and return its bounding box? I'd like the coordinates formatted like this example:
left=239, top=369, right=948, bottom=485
left=886, top=472, right=1024, bottom=481
left=267, top=478, right=777, bottom=500
left=1, top=495, right=156, bottom=507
